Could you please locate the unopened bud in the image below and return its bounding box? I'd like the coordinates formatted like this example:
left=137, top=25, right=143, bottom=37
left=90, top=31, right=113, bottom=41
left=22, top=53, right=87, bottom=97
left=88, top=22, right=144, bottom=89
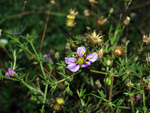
left=97, top=18, right=107, bottom=26
left=65, top=42, right=70, bottom=50
left=106, top=60, right=112, bottom=66
left=95, top=80, right=101, bottom=89
left=50, top=0, right=55, bottom=5
left=86, top=26, right=91, bottom=31
left=55, top=52, right=60, bottom=61
left=109, top=8, right=114, bottom=14
left=49, top=49, right=55, bottom=55
left=136, top=94, right=141, bottom=101
left=84, top=9, right=90, bottom=18
left=56, top=98, right=64, bottom=105
left=71, top=43, right=76, bottom=48
left=123, top=16, right=130, bottom=26
left=105, top=77, right=111, bottom=86
left=98, top=48, right=104, bottom=59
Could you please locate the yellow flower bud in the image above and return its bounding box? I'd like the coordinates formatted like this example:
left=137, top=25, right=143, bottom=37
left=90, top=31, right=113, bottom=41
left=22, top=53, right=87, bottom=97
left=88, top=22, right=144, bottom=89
left=123, top=16, right=130, bottom=26
left=56, top=98, right=64, bottom=105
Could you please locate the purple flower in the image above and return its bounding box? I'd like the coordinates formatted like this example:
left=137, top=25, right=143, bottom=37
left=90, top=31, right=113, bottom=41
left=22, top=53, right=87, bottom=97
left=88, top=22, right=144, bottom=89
left=136, top=94, right=141, bottom=101
left=5, top=68, right=17, bottom=78
left=65, top=46, right=98, bottom=72
left=82, top=37, right=86, bottom=41
left=43, top=54, right=54, bottom=64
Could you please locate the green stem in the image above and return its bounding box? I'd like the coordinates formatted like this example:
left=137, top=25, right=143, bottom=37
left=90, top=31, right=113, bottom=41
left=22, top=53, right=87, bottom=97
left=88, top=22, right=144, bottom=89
left=40, top=62, right=47, bottom=78
left=109, top=74, right=114, bottom=102
left=3, top=76, right=19, bottom=81
left=13, top=49, right=16, bottom=70
left=90, top=69, right=107, bottom=75
left=30, top=41, right=39, bottom=60
left=41, top=84, right=49, bottom=113
left=55, top=70, right=81, bottom=85
left=21, top=79, right=44, bottom=95
left=30, top=41, right=48, bottom=113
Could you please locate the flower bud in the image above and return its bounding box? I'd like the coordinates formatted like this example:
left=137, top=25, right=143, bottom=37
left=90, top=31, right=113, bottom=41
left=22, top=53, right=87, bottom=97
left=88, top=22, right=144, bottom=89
left=50, top=0, right=55, bottom=5
left=52, top=103, right=62, bottom=112
left=143, top=34, right=150, bottom=44
left=105, top=77, right=111, bottom=86
left=84, top=9, right=90, bottom=18
left=0, top=39, right=8, bottom=48
left=109, top=8, right=114, bottom=14
left=86, top=26, right=91, bottom=31
left=123, top=16, right=130, bottom=26
left=49, top=49, right=55, bottom=55
left=106, top=60, right=112, bottom=66
left=65, top=42, right=71, bottom=50
left=71, top=43, right=76, bottom=48
left=95, top=79, right=102, bottom=89
left=113, top=46, right=125, bottom=57
left=89, top=0, right=98, bottom=4
left=98, top=48, right=104, bottom=59
left=97, top=18, right=108, bottom=26
left=136, top=94, right=141, bottom=101
left=55, top=52, right=60, bottom=61
left=56, top=98, right=64, bottom=105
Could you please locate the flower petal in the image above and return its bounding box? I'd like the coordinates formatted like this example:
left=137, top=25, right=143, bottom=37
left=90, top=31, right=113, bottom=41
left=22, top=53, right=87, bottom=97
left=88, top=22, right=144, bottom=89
left=43, top=54, right=54, bottom=64
left=77, top=46, right=86, bottom=58
left=5, top=72, right=10, bottom=77
left=65, top=57, right=77, bottom=64
left=67, top=63, right=80, bottom=72
left=8, top=68, right=16, bottom=74
left=82, top=61, right=91, bottom=68
left=86, top=52, right=98, bottom=62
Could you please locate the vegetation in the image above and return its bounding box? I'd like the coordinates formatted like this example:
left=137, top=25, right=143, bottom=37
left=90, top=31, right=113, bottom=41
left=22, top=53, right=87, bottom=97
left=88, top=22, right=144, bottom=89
left=0, top=0, right=150, bottom=113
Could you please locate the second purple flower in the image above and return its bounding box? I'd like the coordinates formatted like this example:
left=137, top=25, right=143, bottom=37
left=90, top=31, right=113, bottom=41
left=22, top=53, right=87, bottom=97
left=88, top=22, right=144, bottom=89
left=65, top=46, right=98, bottom=72
left=43, top=54, right=54, bottom=64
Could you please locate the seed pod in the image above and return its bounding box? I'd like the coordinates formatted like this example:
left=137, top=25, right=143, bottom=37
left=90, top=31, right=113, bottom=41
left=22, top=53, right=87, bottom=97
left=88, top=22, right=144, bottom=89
left=87, top=31, right=103, bottom=45
left=143, top=34, right=150, bottom=44
left=113, top=46, right=125, bottom=57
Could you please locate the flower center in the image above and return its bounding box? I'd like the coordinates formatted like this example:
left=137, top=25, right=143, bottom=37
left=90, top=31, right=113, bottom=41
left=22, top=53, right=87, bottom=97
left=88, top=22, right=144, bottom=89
left=77, top=57, right=85, bottom=65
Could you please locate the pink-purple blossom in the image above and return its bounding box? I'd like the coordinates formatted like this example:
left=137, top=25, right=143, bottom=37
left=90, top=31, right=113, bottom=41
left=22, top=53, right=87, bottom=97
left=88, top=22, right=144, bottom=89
left=65, top=46, right=98, bottom=72
left=43, top=54, right=54, bottom=64
left=82, top=37, right=86, bottom=40
left=5, top=68, right=17, bottom=78
left=136, top=94, right=141, bottom=101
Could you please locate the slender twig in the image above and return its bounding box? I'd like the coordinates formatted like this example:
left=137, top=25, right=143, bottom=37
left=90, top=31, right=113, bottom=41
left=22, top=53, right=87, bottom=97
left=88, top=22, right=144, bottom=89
left=90, top=69, right=107, bottom=75
left=43, top=67, right=65, bottom=88
left=39, top=3, right=53, bottom=53
left=3, top=47, right=13, bottom=61
left=18, top=0, right=27, bottom=27
left=109, top=74, right=114, bottom=102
